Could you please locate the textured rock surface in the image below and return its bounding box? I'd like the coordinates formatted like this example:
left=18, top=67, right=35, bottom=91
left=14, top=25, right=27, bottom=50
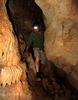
left=0, top=0, right=31, bottom=99
left=0, top=0, right=25, bottom=86
left=35, top=0, right=78, bottom=89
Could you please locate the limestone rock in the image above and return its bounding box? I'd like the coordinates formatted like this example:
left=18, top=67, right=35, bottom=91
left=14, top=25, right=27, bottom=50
left=35, top=0, right=78, bottom=89
left=0, top=0, right=24, bottom=86
left=0, top=0, right=31, bottom=99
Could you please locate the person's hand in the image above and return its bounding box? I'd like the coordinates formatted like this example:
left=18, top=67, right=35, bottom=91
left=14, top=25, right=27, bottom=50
left=25, top=46, right=28, bottom=53
left=26, top=46, right=30, bottom=56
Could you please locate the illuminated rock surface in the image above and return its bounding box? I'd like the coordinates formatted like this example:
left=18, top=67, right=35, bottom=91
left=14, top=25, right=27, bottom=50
left=36, top=0, right=78, bottom=89
left=0, top=0, right=31, bottom=99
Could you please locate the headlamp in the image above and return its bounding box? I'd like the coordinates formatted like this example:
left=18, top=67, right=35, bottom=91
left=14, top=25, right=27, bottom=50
left=33, top=26, right=39, bottom=30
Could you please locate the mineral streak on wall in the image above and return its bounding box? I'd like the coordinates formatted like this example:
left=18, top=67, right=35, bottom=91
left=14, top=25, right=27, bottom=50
left=35, top=0, right=78, bottom=89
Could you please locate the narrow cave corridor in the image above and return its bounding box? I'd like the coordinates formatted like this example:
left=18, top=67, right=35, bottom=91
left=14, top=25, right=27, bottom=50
left=0, top=0, right=78, bottom=100
left=6, top=0, right=46, bottom=63
left=6, top=0, right=45, bottom=43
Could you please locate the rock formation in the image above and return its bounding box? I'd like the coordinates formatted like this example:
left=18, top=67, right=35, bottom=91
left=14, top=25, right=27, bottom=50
left=35, top=0, right=78, bottom=89
left=0, top=0, right=31, bottom=99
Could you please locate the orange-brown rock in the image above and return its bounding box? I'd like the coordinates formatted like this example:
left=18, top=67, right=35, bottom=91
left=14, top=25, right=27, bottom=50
left=35, top=0, right=78, bottom=89
left=0, top=0, right=31, bottom=99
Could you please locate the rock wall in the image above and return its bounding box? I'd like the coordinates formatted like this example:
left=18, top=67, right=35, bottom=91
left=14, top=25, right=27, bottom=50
left=35, top=0, right=78, bottom=89
left=0, top=0, right=31, bottom=99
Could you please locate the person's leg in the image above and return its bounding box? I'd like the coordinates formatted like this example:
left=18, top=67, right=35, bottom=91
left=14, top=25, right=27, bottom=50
left=34, top=48, right=40, bottom=80
left=35, top=55, right=40, bottom=73
left=33, top=48, right=40, bottom=75
left=39, top=51, right=46, bottom=78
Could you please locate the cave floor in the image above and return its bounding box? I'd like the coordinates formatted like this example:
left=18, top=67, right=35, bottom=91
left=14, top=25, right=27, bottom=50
left=0, top=79, right=52, bottom=100
left=29, top=80, right=52, bottom=100
left=28, top=72, right=78, bottom=100
left=26, top=56, right=78, bottom=100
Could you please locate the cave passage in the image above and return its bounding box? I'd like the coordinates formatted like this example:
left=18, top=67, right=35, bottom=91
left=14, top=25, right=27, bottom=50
left=6, top=0, right=46, bottom=62
left=6, top=0, right=46, bottom=43
left=5, top=0, right=78, bottom=100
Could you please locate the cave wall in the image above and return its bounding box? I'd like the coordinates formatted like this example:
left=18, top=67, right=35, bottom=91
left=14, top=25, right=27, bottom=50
left=0, top=0, right=32, bottom=99
left=35, top=0, right=78, bottom=89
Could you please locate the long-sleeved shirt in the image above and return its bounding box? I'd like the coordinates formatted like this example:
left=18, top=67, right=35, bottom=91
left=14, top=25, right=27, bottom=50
left=27, top=31, right=44, bottom=51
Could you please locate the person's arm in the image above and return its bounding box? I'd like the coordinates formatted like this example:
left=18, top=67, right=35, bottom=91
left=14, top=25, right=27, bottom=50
left=27, top=32, right=33, bottom=46
left=26, top=32, right=33, bottom=51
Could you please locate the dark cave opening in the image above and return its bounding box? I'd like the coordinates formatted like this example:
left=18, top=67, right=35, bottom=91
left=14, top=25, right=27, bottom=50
left=6, top=0, right=46, bottom=41
left=6, top=0, right=46, bottom=62
left=72, top=0, right=78, bottom=9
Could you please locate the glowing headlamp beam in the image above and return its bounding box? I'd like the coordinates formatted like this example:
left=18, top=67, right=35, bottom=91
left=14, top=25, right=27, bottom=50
left=33, top=26, right=39, bottom=29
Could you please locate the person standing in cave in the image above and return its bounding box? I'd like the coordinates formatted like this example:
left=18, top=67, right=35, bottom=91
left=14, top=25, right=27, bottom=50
left=26, top=24, right=46, bottom=80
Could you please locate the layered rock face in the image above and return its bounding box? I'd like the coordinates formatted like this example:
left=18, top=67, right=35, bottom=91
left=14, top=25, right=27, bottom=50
left=35, top=0, right=78, bottom=89
left=0, top=0, right=31, bottom=99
